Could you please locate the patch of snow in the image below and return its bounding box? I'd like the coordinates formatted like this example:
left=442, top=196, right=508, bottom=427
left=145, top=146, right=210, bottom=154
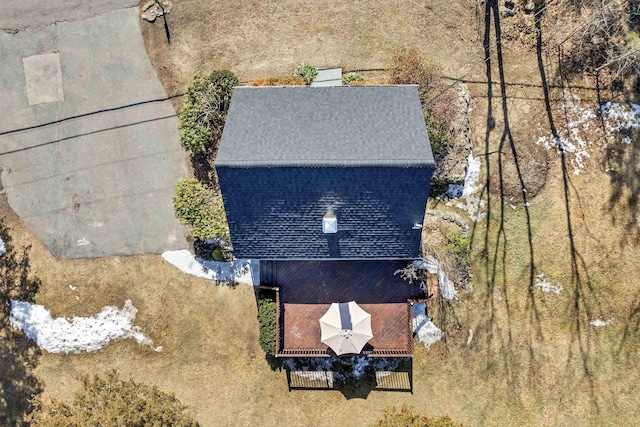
left=0, top=238, right=4, bottom=257
left=285, top=358, right=333, bottom=374
left=9, top=300, right=160, bottom=353
left=598, top=102, right=640, bottom=131
left=537, top=93, right=640, bottom=175
left=351, top=356, right=371, bottom=378
left=422, top=256, right=458, bottom=300
left=445, top=152, right=486, bottom=221
left=462, top=153, right=482, bottom=197
left=284, top=356, right=402, bottom=381
left=536, top=273, right=563, bottom=295
left=447, top=184, right=463, bottom=198
left=412, top=302, right=444, bottom=349
left=412, top=302, right=429, bottom=332
left=161, top=250, right=259, bottom=285
left=590, top=318, right=614, bottom=327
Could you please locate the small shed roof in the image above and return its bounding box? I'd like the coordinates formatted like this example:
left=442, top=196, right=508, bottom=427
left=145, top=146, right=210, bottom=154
left=216, top=85, right=434, bottom=168
left=311, top=67, right=343, bottom=87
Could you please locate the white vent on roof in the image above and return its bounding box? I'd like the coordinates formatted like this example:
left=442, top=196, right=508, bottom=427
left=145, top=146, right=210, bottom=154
left=323, top=214, right=337, bottom=234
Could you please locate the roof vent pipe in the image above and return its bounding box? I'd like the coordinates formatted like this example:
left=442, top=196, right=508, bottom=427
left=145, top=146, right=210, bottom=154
left=322, top=214, right=337, bottom=234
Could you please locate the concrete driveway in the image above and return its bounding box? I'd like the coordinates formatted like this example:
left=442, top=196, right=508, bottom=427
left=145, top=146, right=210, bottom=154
left=0, top=3, right=188, bottom=258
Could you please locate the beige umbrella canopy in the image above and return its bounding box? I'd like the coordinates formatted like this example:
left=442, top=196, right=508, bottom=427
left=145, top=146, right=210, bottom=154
left=319, top=301, right=373, bottom=355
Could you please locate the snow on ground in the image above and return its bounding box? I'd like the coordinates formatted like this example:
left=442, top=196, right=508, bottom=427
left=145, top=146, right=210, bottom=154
left=10, top=300, right=160, bottom=353
left=284, top=356, right=402, bottom=380
left=0, top=238, right=5, bottom=256
left=536, top=273, right=563, bottom=295
left=536, top=91, right=640, bottom=175
left=412, top=302, right=444, bottom=349
left=417, top=256, right=458, bottom=300
left=590, top=318, right=614, bottom=327
left=445, top=152, right=486, bottom=221
left=599, top=102, right=640, bottom=131
left=161, top=250, right=259, bottom=285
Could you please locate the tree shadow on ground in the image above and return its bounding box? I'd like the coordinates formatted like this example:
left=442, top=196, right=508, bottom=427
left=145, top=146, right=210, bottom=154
left=0, top=220, right=43, bottom=426
left=602, top=125, right=640, bottom=246
left=535, top=7, right=601, bottom=412
left=553, top=1, right=640, bottom=246
left=616, top=294, right=640, bottom=360
left=468, top=0, right=543, bottom=404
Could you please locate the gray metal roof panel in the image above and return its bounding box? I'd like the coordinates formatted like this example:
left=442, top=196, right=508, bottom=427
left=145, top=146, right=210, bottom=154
left=216, top=86, right=434, bottom=167
left=311, top=68, right=343, bottom=87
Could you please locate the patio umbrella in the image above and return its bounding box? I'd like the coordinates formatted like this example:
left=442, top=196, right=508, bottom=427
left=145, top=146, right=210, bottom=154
left=319, top=301, right=373, bottom=355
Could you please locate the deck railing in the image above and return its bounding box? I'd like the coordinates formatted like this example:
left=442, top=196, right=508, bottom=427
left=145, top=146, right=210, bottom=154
left=276, top=299, right=427, bottom=358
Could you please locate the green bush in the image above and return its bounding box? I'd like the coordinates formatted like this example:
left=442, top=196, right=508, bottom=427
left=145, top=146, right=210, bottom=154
left=425, top=110, right=450, bottom=156
left=293, top=61, right=318, bottom=85
left=256, top=291, right=277, bottom=356
left=446, top=231, right=470, bottom=267
left=179, top=70, right=239, bottom=154
left=342, top=72, right=364, bottom=84
left=173, top=179, right=229, bottom=241
left=375, top=405, right=464, bottom=427
left=212, top=247, right=225, bottom=261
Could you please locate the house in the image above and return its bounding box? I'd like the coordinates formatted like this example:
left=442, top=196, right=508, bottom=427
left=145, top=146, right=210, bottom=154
left=216, top=85, right=434, bottom=358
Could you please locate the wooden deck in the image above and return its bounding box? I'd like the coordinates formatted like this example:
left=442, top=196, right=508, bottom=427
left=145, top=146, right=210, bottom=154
left=281, top=303, right=411, bottom=356
left=261, top=260, right=424, bottom=304
left=264, top=260, right=425, bottom=357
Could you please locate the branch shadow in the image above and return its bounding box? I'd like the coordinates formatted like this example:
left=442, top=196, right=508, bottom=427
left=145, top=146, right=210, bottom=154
left=0, top=219, right=43, bottom=426
left=616, top=295, right=640, bottom=361
left=535, top=8, right=601, bottom=412
left=470, top=0, right=544, bottom=404
left=602, top=124, right=640, bottom=246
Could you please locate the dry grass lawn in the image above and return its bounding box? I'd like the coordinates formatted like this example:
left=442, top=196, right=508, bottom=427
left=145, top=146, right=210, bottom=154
left=4, top=0, right=640, bottom=425
left=141, top=0, right=483, bottom=110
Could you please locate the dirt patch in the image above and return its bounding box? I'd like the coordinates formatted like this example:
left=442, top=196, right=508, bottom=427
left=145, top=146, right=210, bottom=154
left=488, top=135, right=550, bottom=202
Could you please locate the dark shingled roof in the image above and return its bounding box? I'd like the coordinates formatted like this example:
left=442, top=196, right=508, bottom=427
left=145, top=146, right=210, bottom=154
left=216, top=85, right=434, bottom=259
left=217, top=166, right=432, bottom=259
left=216, top=85, right=435, bottom=168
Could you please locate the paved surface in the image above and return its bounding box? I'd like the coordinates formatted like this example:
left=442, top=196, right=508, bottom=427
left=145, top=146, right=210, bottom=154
left=23, top=53, right=65, bottom=105
left=0, top=6, right=188, bottom=258
left=0, top=0, right=139, bottom=32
